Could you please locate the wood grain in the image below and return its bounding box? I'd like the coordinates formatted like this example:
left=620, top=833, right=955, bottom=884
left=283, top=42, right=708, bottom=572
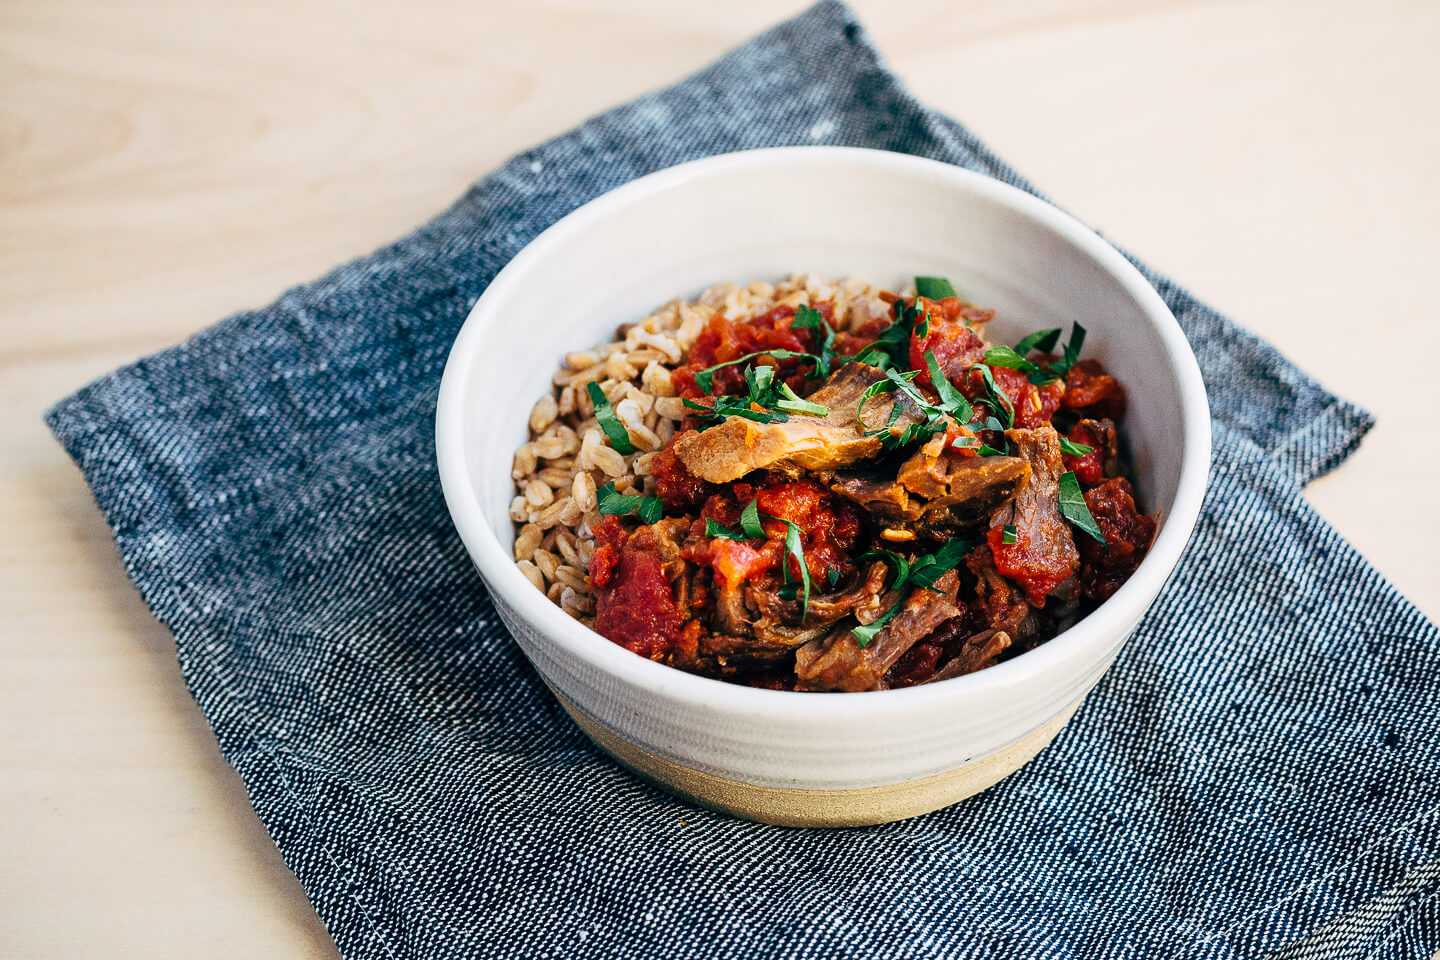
left=2, top=1, right=1436, bottom=956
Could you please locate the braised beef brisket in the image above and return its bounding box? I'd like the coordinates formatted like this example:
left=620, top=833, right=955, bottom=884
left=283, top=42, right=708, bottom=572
left=794, top=570, right=963, bottom=692
left=671, top=362, right=927, bottom=482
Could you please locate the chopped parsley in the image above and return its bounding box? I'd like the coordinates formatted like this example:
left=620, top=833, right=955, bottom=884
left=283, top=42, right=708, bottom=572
left=1013, top=327, right=1062, bottom=356
left=740, top=498, right=765, bottom=539
left=691, top=303, right=836, bottom=397
left=683, top=363, right=830, bottom=430
left=1057, top=470, right=1106, bottom=545
left=860, top=399, right=947, bottom=453
left=596, top=481, right=662, bottom=524
left=844, top=297, right=927, bottom=371
left=1058, top=437, right=1095, bottom=458
left=704, top=518, right=747, bottom=541
left=907, top=538, right=974, bottom=589
left=780, top=520, right=813, bottom=616
left=855, top=357, right=973, bottom=454
left=774, top=382, right=830, bottom=416
left=857, top=368, right=918, bottom=420
left=968, top=362, right=1015, bottom=430
left=990, top=324, right=1086, bottom=386
left=716, top=498, right=812, bottom=616
left=858, top=548, right=911, bottom=593
left=1002, top=524, right=1018, bottom=545
left=682, top=395, right=788, bottom=427
left=954, top=434, right=1009, bottom=457
left=850, top=603, right=903, bottom=649
left=1046, top=323, right=1088, bottom=379
left=692, top=348, right=819, bottom=395
left=981, top=345, right=1045, bottom=375
left=914, top=276, right=958, bottom=300
left=586, top=381, right=634, bottom=454
left=851, top=538, right=974, bottom=648
left=685, top=340, right=832, bottom=430
left=789, top=304, right=837, bottom=378
left=924, top=349, right=973, bottom=420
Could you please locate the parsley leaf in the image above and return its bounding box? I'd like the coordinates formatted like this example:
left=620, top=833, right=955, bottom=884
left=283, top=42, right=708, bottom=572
left=740, top=498, right=765, bottom=540
left=882, top=367, right=936, bottom=412
left=693, top=348, right=820, bottom=395
left=856, top=363, right=971, bottom=454
left=780, top=520, right=812, bottom=616
left=954, top=434, right=1009, bottom=457
left=687, top=337, right=834, bottom=429
left=851, top=538, right=974, bottom=648
left=843, top=298, right=927, bottom=371
left=914, top=276, right=958, bottom=300
left=851, top=604, right=903, bottom=649
left=1058, top=437, right=1094, bottom=458
left=596, top=481, right=662, bottom=524
left=987, top=343, right=1066, bottom=386
left=774, top=382, right=830, bottom=416
left=907, top=538, right=974, bottom=589
left=1014, top=327, right=1062, bottom=356
left=1045, top=323, right=1088, bottom=378
left=859, top=548, right=911, bottom=592
left=705, top=519, right=748, bottom=541
left=856, top=373, right=904, bottom=422
left=745, top=362, right=774, bottom=398
left=1002, top=524, right=1018, bottom=545
left=736, top=498, right=813, bottom=616
left=1057, top=470, right=1106, bottom=545
left=968, top=363, right=1015, bottom=430
left=689, top=306, right=836, bottom=397
left=924, top=349, right=973, bottom=420
left=852, top=374, right=956, bottom=454
left=587, top=382, right=634, bottom=455
left=982, top=345, right=1044, bottom=374
left=683, top=396, right=788, bottom=428
left=790, top=304, right=836, bottom=378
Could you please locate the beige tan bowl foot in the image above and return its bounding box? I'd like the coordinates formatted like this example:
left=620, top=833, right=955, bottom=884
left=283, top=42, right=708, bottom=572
left=555, top=691, right=1085, bottom=828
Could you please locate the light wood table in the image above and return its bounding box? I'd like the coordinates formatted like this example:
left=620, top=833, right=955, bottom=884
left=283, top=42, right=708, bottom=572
left=3, top=1, right=1436, bottom=956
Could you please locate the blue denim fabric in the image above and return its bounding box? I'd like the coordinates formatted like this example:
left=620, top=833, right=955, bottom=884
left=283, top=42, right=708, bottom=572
left=45, top=3, right=1439, bottom=957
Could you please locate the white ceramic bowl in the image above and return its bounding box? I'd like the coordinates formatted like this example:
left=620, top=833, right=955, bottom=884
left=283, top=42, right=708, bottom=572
left=436, top=146, right=1210, bottom=827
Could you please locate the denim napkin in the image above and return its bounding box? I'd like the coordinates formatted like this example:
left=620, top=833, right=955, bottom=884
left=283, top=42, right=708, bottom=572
left=47, top=2, right=1439, bottom=957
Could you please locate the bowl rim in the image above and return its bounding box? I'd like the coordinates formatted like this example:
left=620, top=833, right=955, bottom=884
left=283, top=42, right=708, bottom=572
left=436, top=145, right=1211, bottom=720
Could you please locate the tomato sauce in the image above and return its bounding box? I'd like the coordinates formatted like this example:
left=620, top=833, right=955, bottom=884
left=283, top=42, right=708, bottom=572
left=587, top=515, right=626, bottom=589
left=987, top=524, right=1077, bottom=607
left=1063, top=359, right=1126, bottom=421
left=1078, top=477, right=1156, bottom=601
left=909, top=298, right=992, bottom=389
left=1062, top=421, right=1106, bottom=486
left=754, top=478, right=864, bottom=581
left=591, top=524, right=685, bottom=660
left=651, top=437, right=713, bottom=511
left=682, top=477, right=865, bottom=586
left=990, top=365, right=1067, bottom=429
left=672, top=304, right=839, bottom=400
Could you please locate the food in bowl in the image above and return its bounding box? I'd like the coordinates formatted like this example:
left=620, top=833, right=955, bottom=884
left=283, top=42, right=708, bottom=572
left=510, top=273, right=1155, bottom=692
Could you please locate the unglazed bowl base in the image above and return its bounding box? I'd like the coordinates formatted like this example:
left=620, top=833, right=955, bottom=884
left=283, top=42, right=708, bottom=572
left=553, top=688, right=1086, bottom=828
